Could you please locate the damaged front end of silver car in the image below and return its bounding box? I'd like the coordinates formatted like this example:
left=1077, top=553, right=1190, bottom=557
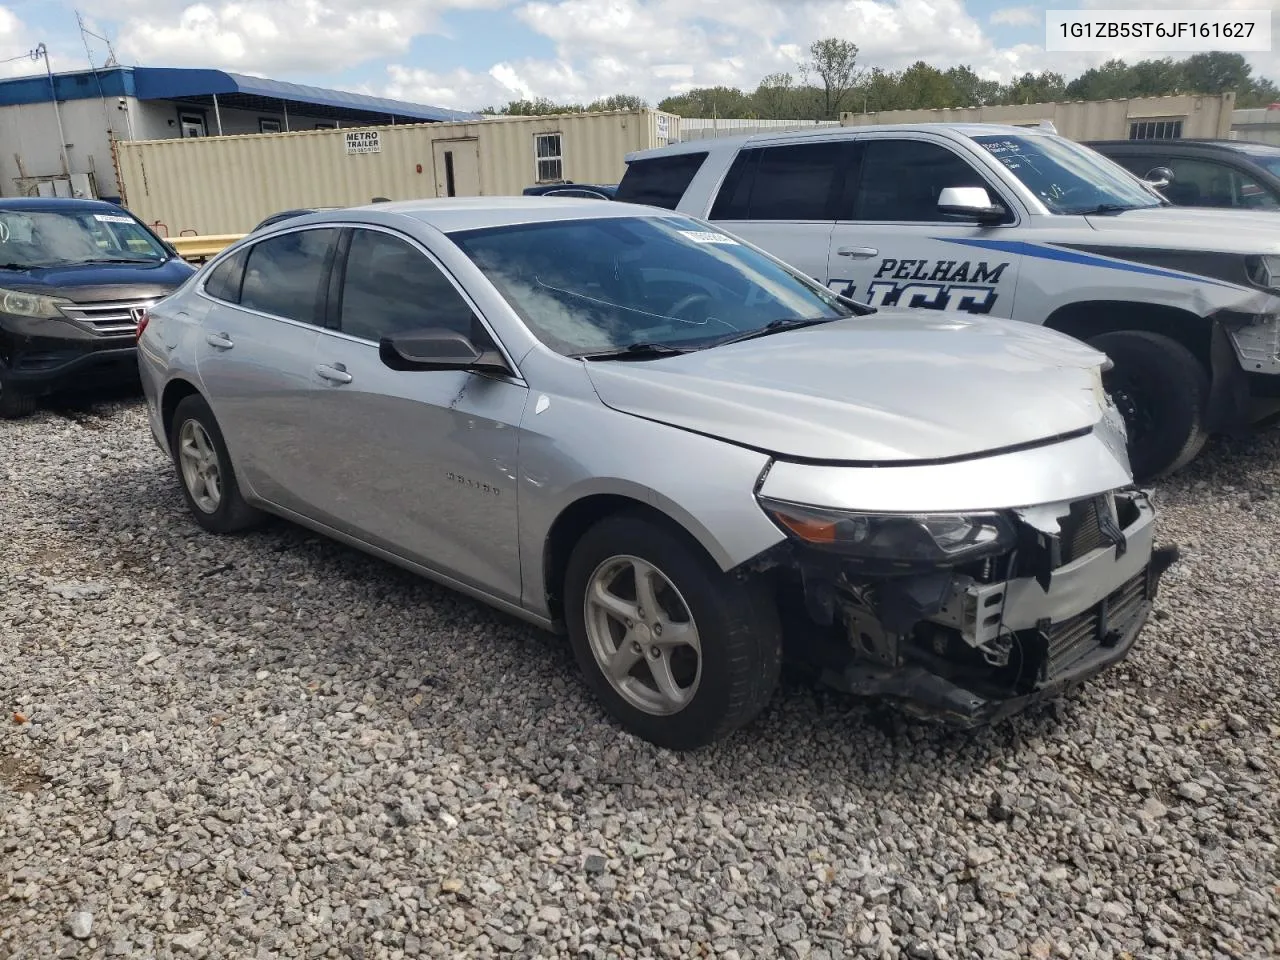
left=745, top=413, right=1179, bottom=725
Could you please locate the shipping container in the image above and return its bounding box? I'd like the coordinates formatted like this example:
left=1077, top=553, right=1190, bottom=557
left=839, top=93, right=1235, bottom=142
left=115, top=108, right=681, bottom=236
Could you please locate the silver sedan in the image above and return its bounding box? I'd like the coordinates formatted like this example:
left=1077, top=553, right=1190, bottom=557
left=136, top=198, right=1177, bottom=750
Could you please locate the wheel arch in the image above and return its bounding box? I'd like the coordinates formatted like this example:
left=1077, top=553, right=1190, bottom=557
left=160, top=377, right=203, bottom=440
left=1042, top=300, right=1212, bottom=371
left=540, top=486, right=762, bottom=626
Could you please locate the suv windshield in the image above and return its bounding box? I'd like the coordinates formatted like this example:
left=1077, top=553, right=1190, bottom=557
left=0, top=207, right=168, bottom=268
left=449, top=215, right=854, bottom=357
left=973, top=134, right=1164, bottom=215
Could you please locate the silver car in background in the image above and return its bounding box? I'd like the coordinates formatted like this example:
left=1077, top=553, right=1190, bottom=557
left=136, top=198, right=1177, bottom=750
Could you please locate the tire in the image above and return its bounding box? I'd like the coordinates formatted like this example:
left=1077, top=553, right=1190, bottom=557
left=169, top=393, right=265, bottom=534
left=563, top=512, right=782, bottom=750
left=0, top=376, right=37, bottom=419
left=1089, top=330, right=1210, bottom=482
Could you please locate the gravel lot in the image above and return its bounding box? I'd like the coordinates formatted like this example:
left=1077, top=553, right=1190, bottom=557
left=1, top=394, right=1277, bottom=960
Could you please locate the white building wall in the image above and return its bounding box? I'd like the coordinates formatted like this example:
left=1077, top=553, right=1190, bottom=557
left=0, top=98, right=124, bottom=199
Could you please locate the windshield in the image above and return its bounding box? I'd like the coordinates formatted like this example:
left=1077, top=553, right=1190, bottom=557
left=449, top=215, right=854, bottom=357
left=0, top=208, right=168, bottom=268
left=973, top=134, right=1164, bottom=215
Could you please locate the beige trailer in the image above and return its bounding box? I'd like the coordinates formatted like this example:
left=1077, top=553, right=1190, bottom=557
left=114, top=108, right=679, bottom=236
left=839, top=93, right=1235, bottom=142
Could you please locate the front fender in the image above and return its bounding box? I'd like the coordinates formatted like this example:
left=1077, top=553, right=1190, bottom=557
left=515, top=391, right=785, bottom=619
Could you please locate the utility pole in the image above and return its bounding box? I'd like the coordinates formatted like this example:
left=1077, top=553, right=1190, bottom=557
left=33, top=44, right=72, bottom=177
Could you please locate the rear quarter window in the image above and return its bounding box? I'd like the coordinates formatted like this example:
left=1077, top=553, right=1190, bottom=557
left=614, top=152, right=708, bottom=209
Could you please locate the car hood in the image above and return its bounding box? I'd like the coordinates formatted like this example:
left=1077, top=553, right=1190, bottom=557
left=584, top=314, right=1111, bottom=463
left=1084, top=207, right=1280, bottom=253
left=0, top=257, right=195, bottom=302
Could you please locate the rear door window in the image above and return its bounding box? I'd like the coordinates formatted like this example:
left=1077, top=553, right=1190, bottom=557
left=238, top=227, right=339, bottom=325
left=615, top=152, right=708, bottom=209
left=202, top=248, right=248, bottom=303
left=710, top=142, right=846, bottom=220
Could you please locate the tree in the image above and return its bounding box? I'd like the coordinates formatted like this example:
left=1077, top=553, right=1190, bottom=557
left=587, top=93, right=647, bottom=112
left=802, top=37, right=862, bottom=120
left=896, top=61, right=959, bottom=110
left=480, top=97, right=586, bottom=115
left=1181, top=52, right=1253, bottom=95
left=753, top=72, right=798, bottom=119
left=657, top=86, right=756, bottom=119
left=998, top=70, right=1067, bottom=105
left=944, top=66, right=1001, bottom=107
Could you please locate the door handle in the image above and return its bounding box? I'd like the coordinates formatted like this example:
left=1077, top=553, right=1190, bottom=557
left=315, top=363, right=353, bottom=385
left=836, top=246, right=879, bottom=259
left=205, top=332, right=234, bottom=349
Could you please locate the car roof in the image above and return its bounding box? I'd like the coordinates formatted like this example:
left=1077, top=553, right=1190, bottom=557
left=1086, top=138, right=1280, bottom=156
left=624, top=121, right=1052, bottom=160
left=0, top=197, right=134, bottom=213
left=308, top=195, right=675, bottom=233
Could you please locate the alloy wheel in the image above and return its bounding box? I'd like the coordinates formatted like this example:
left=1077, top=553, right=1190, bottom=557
left=177, top=419, right=222, bottom=513
left=583, top=554, right=702, bottom=716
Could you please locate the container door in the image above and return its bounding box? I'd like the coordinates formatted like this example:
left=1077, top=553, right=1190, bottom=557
left=433, top=139, right=482, bottom=197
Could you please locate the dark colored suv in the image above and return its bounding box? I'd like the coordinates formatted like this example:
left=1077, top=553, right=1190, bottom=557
left=0, top=198, right=195, bottom=417
left=522, top=183, right=617, bottom=199
left=1086, top=138, right=1280, bottom=211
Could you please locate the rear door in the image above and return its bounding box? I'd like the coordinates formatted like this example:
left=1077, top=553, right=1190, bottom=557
left=827, top=135, right=1022, bottom=318
left=703, top=139, right=850, bottom=285
left=300, top=225, right=528, bottom=603
left=195, top=227, right=339, bottom=510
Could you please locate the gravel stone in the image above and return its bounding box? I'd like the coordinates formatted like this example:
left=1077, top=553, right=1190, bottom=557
left=67, top=911, right=93, bottom=940
left=2, top=397, right=1278, bottom=959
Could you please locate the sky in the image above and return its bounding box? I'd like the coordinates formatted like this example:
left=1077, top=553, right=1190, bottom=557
left=0, top=0, right=1278, bottom=112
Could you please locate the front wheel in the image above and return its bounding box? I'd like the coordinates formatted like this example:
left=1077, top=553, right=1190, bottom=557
left=563, top=513, right=782, bottom=751
left=1088, top=330, right=1210, bottom=482
left=0, top=376, right=37, bottom=419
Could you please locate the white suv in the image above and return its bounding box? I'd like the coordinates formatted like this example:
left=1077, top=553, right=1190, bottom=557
left=616, top=124, right=1280, bottom=480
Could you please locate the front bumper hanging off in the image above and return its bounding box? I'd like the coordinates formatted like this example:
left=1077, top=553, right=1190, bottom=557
left=802, top=492, right=1179, bottom=726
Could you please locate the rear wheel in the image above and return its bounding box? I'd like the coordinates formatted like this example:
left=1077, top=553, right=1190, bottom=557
left=1089, top=330, right=1210, bottom=481
left=169, top=394, right=264, bottom=534
left=564, top=512, right=782, bottom=750
left=0, top=376, right=37, bottom=419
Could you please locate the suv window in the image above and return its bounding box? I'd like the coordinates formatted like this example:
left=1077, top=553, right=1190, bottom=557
left=711, top=142, right=845, bottom=220
left=854, top=139, right=997, bottom=222
left=239, top=228, right=339, bottom=324
left=615, top=152, right=708, bottom=209
left=1164, top=157, right=1279, bottom=209
left=338, top=228, right=479, bottom=342
left=203, top=248, right=247, bottom=303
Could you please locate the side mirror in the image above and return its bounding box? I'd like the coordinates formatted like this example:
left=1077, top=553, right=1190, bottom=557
left=379, top=329, right=510, bottom=375
left=1143, top=166, right=1174, bottom=190
left=937, top=186, right=1007, bottom=224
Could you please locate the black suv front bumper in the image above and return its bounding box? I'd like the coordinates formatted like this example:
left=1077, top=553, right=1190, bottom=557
left=0, top=314, right=139, bottom=399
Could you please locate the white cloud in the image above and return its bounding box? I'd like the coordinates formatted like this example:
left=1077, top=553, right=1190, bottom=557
left=117, top=0, right=506, bottom=73
left=990, top=6, right=1039, bottom=28
left=6, top=0, right=1277, bottom=112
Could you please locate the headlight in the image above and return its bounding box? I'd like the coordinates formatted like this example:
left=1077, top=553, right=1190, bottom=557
left=1245, top=254, right=1280, bottom=291
left=758, top=496, right=1016, bottom=566
left=0, top=286, right=69, bottom=319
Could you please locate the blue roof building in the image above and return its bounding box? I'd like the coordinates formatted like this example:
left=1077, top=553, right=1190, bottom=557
left=0, top=65, right=480, bottom=203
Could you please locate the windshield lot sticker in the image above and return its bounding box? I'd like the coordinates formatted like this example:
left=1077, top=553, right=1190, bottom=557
left=93, top=214, right=134, bottom=224
left=828, top=257, right=1013, bottom=315
left=679, top=230, right=739, bottom=245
